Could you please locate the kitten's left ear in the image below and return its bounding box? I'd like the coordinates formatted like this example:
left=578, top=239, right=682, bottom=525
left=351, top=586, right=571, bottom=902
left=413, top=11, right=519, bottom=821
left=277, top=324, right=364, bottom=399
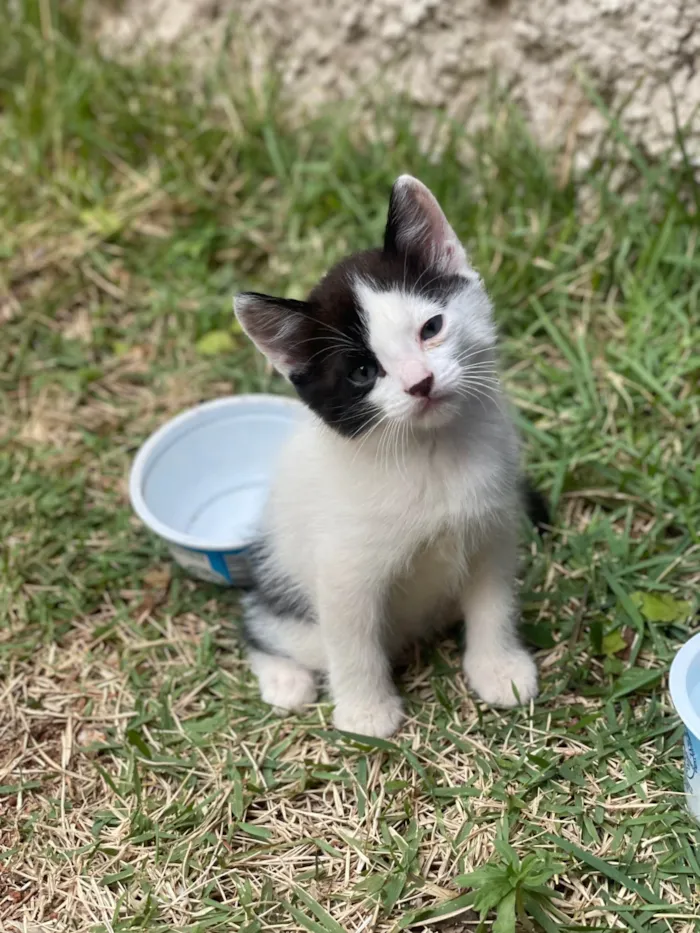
left=383, top=175, right=470, bottom=276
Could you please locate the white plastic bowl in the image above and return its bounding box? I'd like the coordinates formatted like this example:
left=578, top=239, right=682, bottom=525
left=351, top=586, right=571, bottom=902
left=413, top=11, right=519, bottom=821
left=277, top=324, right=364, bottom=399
left=129, top=394, right=304, bottom=586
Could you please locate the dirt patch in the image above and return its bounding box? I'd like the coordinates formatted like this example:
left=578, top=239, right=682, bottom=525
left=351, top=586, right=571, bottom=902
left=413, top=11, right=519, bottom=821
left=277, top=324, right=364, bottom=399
left=98, top=0, right=700, bottom=168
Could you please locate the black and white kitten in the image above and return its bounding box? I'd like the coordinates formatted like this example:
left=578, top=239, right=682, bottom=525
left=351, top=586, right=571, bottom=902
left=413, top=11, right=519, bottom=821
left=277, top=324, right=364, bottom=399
left=234, top=175, right=539, bottom=738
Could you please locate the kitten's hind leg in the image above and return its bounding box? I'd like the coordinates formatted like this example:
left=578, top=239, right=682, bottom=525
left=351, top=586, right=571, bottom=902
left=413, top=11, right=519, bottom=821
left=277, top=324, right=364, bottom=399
left=248, top=649, right=317, bottom=712
left=241, top=593, right=325, bottom=712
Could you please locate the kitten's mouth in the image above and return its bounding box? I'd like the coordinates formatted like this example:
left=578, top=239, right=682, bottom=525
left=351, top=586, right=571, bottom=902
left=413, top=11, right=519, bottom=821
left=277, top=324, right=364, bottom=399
left=418, top=392, right=451, bottom=411
left=415, top=391, right=455, bottom=419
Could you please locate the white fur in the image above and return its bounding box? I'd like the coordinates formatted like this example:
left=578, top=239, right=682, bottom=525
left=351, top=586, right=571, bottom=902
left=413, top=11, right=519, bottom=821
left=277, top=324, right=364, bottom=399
left=354, top=277, right=497, bottom=430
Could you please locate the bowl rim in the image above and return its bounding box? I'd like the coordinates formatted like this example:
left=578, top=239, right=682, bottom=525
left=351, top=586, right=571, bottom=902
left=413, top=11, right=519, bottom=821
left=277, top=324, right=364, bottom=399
left=129, top=393, right=302, bottom=551
left=670, top=631, right=700, bottom=740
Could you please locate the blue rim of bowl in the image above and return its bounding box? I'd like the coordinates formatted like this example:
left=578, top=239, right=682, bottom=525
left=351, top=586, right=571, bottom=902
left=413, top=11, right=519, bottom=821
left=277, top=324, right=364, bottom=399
left=129, top=393, right=302, bottom=552
left=670, top=631, right=700, bottom=740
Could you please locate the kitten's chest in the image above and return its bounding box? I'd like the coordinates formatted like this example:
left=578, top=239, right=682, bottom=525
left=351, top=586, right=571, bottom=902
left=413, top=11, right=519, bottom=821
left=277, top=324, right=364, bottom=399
left=379, top=451, right=477, bottom=531
left=388, top=528, right=467, bottom=635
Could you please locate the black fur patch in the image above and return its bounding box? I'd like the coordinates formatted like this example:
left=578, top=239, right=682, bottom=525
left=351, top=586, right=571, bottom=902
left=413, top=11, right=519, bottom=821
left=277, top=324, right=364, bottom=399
left=520, top=477, right=551, bottom=534
left=247, top=538, right=316, bottom=621
left=239, top=611, right=277, bottom=656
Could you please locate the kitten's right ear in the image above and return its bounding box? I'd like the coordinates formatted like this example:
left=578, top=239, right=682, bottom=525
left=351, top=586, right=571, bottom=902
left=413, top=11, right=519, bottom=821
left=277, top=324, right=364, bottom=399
left=234, top=292, right=311, bottom=378
left=383, top=174, right=470, bottom=276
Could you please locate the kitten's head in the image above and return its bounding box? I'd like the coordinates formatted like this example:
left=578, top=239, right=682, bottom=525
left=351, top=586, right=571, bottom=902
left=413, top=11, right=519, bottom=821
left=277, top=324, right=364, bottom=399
left=235, top=175, right=498, bottom=437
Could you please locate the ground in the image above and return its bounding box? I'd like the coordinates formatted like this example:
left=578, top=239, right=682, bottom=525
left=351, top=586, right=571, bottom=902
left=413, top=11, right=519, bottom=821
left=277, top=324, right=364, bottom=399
left=99, top=0, right=700, bottom=170
left=1, top=3, right=700, bottom=932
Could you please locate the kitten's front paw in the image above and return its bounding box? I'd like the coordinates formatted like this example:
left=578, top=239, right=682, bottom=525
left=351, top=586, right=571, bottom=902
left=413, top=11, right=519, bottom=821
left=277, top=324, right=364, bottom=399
left=463, top=647, right=538, bottom=708
left=333, top=694, right=404, bottom=738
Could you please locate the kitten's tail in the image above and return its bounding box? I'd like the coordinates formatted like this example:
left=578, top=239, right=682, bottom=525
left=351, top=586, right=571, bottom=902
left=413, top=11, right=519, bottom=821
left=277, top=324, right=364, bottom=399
left=521, top=477, right=551, bottom=534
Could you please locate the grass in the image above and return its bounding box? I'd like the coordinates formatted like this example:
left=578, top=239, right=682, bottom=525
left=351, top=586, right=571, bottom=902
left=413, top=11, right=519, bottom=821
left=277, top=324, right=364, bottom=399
left=1, top=2, right=700, bottom=931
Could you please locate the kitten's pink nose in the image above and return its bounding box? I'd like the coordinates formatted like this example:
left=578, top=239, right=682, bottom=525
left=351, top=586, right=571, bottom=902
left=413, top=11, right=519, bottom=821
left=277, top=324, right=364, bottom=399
left=407, top=373, right=434, bottom=398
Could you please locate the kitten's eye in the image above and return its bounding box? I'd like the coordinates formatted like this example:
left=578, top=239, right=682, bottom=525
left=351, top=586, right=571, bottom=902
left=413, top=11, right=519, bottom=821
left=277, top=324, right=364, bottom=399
left=348, top=361, right=379, bottom=388
left=420, top=314, right=444, bottom=341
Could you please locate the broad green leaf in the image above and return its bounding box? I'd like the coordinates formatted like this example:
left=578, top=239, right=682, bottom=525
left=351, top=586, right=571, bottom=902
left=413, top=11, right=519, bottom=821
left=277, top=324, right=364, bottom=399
left=494, top=890, right=516, bottom=933
left=521, top=856, right=565, bottom=888
left=456, top=866, right=505, bottom=889
left=602, top=630, right=627, bottom=657
left=494, top=837, right=519, bottom=868
left=468, top=876, right=514, bottom=915
left=196, top=330, right=235, bottom=356
left=603, top=655, right=624, bottom=676
left=630, top=591, right=691, bottom=623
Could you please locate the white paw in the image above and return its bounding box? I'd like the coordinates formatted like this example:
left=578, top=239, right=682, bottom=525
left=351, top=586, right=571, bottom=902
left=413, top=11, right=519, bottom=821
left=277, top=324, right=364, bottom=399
left=333, top=693, right=404, bottom=738
left=463, top=647, right=538, bottom=708
left=251, top=652, right=317, bottom=712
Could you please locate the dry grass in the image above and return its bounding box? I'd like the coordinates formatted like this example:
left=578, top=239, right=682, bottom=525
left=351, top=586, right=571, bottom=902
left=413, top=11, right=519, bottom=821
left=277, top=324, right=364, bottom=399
left=4, top=615, right=694, bottom=931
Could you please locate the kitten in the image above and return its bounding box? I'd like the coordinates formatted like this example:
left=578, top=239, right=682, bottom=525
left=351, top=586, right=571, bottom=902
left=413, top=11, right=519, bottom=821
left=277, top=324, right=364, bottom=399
left=234, top=175, right=540, bottom=738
